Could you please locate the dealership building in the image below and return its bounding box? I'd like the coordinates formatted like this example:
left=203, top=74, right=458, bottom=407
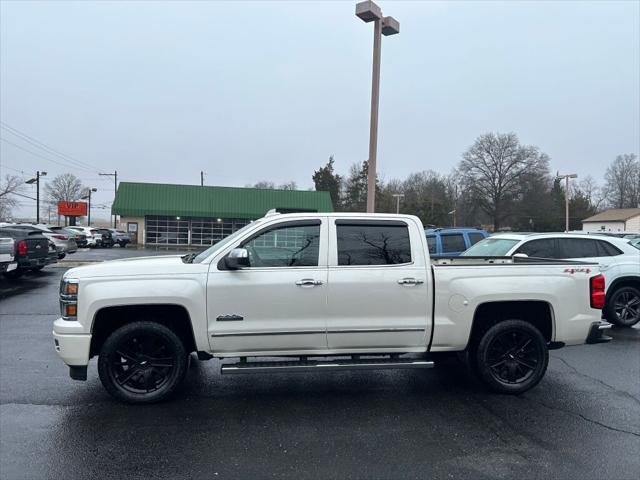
left=111, top=182, right=333, bottom=246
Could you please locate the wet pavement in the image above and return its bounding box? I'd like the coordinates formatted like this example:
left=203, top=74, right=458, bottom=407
left=1, top=251, right=639, bottom=480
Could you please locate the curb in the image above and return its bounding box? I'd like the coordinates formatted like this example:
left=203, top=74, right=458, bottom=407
left=50, top=261, right=103, bottom=268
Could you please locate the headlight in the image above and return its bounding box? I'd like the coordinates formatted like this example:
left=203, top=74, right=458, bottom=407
left=60, top=278, right=79, bottom=320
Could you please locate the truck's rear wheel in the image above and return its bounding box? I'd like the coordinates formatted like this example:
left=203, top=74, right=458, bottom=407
left=474, top=320, right=548, bottom=394
left=98, top=321, right=188, bottom=404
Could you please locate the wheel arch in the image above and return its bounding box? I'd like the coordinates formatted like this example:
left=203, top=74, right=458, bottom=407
left=90, top=304, right=197, bottom=358
left=605, top=276, right=640, bottom=306
left=465, top=300, right=555, bottom=350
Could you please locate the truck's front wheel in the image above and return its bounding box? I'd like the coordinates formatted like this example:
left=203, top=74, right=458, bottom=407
left=474, top=320, right=548, bottom=394
left=98, top=321, right=188, bottom=404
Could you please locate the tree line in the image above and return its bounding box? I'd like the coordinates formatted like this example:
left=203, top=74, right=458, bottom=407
left=311, top=132, right=639, bottom=232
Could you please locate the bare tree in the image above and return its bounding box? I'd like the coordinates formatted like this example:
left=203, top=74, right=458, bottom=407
left=458, top=132, right=550, bottom=230
left=278, top=181, right=298, bottom=191
left=575, top=175, right=605, bottom=211
left=604, top=154, right=639, bottom=209
left=252, top=181, right=276, bottom=189
left=0, top=174, right=24, bottom=220
left=44, top=173, right=85, bottom=203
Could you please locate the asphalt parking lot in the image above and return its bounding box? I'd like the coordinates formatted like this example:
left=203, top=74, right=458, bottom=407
left=1, top=249, right=639, bottom=480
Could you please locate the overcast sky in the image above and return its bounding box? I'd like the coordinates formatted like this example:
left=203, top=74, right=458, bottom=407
left=1, top=0, right=639, bottom=220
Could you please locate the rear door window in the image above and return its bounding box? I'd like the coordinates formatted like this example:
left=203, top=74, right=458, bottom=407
left=336, top=221, right=411, bottom=266
left=440, top=234, right=466, bottom=253
left=515, top=239, right=558, bottom=258
left=595, top=240, right=623, bottom=256
left=557, top=238, right=600, bottom=258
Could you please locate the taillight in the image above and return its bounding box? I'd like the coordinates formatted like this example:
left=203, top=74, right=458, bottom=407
left=18, top=240, right=27, bottom=255
left=52, top=235, right=67, bottom=240
left=590, top=275, right=606, bottom=309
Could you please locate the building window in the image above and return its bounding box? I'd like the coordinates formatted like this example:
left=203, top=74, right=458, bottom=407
left=145, top=216, right=251, bottom=246
left=145, top=216, right=189, bottom=245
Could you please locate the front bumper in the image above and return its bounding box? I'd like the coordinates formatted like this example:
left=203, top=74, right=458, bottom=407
left=53, top=322, right=91, bottom=367
left=586, top=321, right=613, bottom=344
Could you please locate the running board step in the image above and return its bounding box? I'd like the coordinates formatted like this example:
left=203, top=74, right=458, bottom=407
left=221, top=358, right=434, bottom=375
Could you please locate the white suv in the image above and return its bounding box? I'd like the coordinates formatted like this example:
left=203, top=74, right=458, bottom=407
left=464, top=233, right=640, bottom=327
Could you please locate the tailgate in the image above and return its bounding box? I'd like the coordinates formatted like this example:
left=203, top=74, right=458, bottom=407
left=25, top=236, right=50, bottom=259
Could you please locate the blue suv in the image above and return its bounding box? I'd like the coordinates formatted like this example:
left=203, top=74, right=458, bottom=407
left=425, top=228, right=489, bottom=257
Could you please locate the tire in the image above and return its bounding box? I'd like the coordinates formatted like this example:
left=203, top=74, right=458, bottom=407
left=606, top=286, right=640, bottom=327
left=58, top=253, right=66, bottom=260
left=473, top=319, right=548, bottom=395
left=98, top=321, right=188, bottom=404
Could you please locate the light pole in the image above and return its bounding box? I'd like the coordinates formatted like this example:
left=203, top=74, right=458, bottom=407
left=356, top=1, right=399, bottom=213
left=448, top=209, right=457, bottom=228
left=556, top=172, right=578, bottom=232
left=392, top=193, right=404, bottom=214
left=25, top=171, right=47, bottom=223
left=81, top=188, right=97, bottom=226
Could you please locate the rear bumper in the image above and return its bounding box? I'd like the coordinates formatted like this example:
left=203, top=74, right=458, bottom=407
left=586, top=321, right=613, bottom=344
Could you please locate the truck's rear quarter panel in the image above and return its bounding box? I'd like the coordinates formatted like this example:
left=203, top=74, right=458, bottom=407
left=430, top=263, right=600, bottom=351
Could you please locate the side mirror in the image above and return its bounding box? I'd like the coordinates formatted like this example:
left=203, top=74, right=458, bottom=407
left=224, top=248, right=250, bottom=270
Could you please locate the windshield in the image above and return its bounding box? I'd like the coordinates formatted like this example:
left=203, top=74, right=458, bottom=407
left=462, top=237, right=521, bottom=256
left=193, top=221, right=260, bottom=263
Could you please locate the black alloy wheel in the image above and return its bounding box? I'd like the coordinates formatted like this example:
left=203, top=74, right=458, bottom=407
left=607, top=286, right=640, bottom=327
left=98, top=322, right=188, bottom=404
left=474, top=319, right=548, bottom=394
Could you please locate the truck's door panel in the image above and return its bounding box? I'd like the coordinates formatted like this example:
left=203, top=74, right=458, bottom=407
left=325, top=218, right=432, bottom=351
left=206, top=218, right=329, bottom=355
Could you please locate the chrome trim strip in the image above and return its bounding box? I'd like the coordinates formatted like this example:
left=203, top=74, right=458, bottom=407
left=328, top=327, right=425, bottom=334
left=211, top=327, right=425, bottom=338
left=212, top=329, right=326, bottom=338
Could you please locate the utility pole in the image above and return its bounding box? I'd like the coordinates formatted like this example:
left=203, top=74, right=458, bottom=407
left=82, top=188, right=97, bottom=226
left=25, top=171, right=47, bottom=223
left=201, top=171, right=205, bottom=186
left=392, top=193, right=404, bottom=214
left=99, top=171, right=117, bottom=228
left=356, top=1, right=399, bottom=213
left=556, top=172, right=578, bottom=232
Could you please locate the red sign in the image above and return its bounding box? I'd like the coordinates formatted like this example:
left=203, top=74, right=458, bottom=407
left=58, top=201, right=88, bottom=216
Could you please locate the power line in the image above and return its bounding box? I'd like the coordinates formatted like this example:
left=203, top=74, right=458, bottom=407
left=0, top=122, right=102, bottom=173
left=0, top=137, right=97, bottom=173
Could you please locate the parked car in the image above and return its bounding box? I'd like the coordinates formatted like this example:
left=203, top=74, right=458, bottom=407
left=0, top=227, right=56, bottom=277
left=9, top=224, right=77, bottom=258
left=51, top=226, right=88, bottom=248
left=463, top=233, right=640, bottom=327
left=107, top=228, right=130, bottom=247
left=54, top=212, right=609, bottom=403
left=0, top=237, right=17, bottom=276
left=95, top=228, right=114, bottom=248
left=425, top=227, right=488, bottom=257
left=67, top=226, right=102, bottom=248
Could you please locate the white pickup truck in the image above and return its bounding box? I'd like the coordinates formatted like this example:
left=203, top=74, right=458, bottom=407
left=53, top=212, right=612, bottom=403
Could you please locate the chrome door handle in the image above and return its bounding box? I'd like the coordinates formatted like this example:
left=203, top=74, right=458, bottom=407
left=398, top=278, right=424, bottom=286
left=295, top=278, right=324, bottom=287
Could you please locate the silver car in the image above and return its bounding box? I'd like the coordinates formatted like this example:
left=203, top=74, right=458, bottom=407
left=10, top=224, right=77, bottom=259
